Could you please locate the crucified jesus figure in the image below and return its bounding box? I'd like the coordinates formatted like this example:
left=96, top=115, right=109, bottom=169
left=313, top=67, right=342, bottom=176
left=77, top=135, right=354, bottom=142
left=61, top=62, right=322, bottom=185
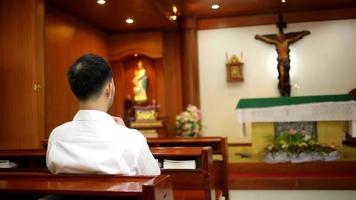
left=255, top=16, right=310, bottom=96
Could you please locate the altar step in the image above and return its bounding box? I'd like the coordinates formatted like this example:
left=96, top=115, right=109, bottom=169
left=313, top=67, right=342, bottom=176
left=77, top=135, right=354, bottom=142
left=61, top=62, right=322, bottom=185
left=228, top=161, right=356, bottom=189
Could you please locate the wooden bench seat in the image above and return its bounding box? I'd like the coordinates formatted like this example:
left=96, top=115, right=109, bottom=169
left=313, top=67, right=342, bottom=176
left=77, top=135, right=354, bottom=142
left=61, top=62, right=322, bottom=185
left=0, top=171, right=173, bottom=200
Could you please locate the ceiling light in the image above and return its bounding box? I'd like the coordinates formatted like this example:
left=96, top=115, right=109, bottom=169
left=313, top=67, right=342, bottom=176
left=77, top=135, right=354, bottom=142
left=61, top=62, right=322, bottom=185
left=126, top=18, right=134, bottom=24
left=172, top=5, right=178, bottom=14
left=211, top=4, right=220, bottom=10
left=97, top=0, right=106, bottom=5
left=281, top=0, right=286, bottom=3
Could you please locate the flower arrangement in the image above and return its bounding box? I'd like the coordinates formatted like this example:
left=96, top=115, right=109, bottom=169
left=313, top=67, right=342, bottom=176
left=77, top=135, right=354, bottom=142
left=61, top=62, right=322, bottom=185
left=175, top=105, right=202, bottom=137
left=264, top=128, right=341, bottom=163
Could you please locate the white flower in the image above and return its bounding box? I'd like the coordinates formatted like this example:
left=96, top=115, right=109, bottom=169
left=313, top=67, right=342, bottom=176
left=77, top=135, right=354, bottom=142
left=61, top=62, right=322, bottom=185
left=268, top=145, right=274, bottom=151
left=187, top=105, right=198, bottom=112
left=184, top=123, right=192, bottom=130
left=176, top=115, right=182, bottom=121
left=303, top=135, right=311, bottom=141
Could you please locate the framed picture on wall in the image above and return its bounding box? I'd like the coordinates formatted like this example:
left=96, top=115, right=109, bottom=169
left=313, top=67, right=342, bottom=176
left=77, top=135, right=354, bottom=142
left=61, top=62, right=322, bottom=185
left=226, top=62, right=244, bottom=82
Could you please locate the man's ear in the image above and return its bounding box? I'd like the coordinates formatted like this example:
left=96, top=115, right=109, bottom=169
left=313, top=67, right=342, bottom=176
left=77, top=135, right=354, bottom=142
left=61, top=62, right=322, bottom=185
left=105, top=82, right=115, bottom=98
left=104, top=82, right=112, bottom=98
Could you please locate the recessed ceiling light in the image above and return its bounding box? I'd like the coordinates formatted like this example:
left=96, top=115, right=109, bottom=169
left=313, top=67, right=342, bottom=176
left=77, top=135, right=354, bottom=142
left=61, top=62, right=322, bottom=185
left=211, top=4, right=220, bottom=10
left=134, top=53, right=138, bottom=57
left=281, top=0, right=286, bottom=3
left=97, top=0, right=106, bottom=5
left=172, top=5, right=178, bottom=14
left=126, top=18, right=134, bottom=24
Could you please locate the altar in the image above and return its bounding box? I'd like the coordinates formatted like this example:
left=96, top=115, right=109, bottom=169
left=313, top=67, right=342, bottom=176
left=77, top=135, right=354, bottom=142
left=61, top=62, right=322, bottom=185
left=236, top=94, right=356, bottom=157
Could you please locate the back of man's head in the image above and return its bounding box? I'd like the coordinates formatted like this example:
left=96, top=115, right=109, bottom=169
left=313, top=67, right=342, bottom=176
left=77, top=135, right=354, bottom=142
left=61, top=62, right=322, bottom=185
left=68, top=54, right=112, bottom=101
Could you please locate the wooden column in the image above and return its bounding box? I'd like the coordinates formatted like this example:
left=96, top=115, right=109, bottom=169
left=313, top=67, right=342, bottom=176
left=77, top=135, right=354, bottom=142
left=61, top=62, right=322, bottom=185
left=180, top=17, right=200, bottom=108
left=163, top=31, right=183, bottom=136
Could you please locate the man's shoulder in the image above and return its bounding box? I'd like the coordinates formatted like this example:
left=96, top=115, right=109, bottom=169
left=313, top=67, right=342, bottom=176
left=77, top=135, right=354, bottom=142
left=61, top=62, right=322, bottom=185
left=118, top=127, right=146, bottom=142
left=49, top=122, right=74, bottom=139
left=52, top=121, right=74, bottom=132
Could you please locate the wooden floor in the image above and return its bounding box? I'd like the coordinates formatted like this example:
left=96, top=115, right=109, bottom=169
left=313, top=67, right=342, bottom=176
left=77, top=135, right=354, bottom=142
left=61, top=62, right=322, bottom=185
left=228, top=161, right=356, bottom=189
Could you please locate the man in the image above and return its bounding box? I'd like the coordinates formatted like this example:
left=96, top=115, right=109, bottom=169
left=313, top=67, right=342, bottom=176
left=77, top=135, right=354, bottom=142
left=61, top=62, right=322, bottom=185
left=46, top=54, right=160, bottom=175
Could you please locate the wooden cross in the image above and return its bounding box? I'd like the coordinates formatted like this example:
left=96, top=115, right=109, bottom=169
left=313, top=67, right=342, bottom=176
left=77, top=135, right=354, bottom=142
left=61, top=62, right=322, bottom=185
left=255, top=15, right=310, bottom=96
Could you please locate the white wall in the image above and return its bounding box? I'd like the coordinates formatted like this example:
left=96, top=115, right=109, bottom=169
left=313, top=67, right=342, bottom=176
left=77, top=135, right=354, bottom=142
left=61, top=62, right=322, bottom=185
left=198, top=19, right=356, bottom=143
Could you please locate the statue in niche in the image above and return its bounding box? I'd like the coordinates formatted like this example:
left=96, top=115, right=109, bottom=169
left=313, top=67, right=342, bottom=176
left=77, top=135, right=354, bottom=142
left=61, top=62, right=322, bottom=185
left=132, top=60, right=148, bottom=104
left=255, top=15, right=310, bottom=96
left=128, top=60, right=164, bottom=137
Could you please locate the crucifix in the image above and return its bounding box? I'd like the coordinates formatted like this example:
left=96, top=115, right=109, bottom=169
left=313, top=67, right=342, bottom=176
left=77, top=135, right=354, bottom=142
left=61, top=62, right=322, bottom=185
left=255, top=15, right=310, bottom=96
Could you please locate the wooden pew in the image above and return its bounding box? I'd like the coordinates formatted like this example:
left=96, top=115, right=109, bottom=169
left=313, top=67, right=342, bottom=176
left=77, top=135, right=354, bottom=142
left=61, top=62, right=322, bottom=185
left=151, top=147, right=215, bottom=200
left=42, top=137, right=228, bottom=199
left=0, top=172, right=173, bottom=200
left=0, top=146, right=216, bottom=200
left=0, top=149, right=46, bottom=172
left=148, top=137, right=229, bottom=200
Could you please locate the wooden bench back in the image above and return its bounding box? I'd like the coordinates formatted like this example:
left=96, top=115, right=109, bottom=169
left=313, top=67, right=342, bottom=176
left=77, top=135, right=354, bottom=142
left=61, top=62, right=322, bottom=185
left=148, top=137, right=229, bottom=200
left=151, top=146, right=215, bottom=200
left=0, top=146, right=216, bottom=200
left=0, top=171, right=173, bottom=200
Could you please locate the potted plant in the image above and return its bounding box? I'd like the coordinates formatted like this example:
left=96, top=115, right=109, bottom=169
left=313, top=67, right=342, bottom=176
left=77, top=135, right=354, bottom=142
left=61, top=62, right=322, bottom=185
left=264, top=128, right=341, bottom=163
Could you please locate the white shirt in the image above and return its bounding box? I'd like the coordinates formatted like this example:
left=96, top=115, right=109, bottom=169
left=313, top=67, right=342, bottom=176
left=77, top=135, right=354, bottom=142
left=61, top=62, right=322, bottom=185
left=46, top=110, right=161, bottom=176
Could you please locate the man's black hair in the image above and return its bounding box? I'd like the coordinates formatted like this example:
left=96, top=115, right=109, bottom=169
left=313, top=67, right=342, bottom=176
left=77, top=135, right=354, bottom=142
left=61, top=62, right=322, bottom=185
left=67, top=54, right=113, bottom=101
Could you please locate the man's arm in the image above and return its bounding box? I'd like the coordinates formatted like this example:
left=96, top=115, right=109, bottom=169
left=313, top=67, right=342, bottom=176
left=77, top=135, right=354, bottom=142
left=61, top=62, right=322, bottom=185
left=112, top=116, right=126, bottom=126
left=136, top=141, right=161, bottom=176
left=255, top=34, right=277, bottom=45
left=288, top=31, right=310, bottom=44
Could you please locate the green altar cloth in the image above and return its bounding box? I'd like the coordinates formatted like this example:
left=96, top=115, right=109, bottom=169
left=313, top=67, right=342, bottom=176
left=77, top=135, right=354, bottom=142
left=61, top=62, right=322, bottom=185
left=236, top=94, right=356, bottom=123
left=237, top=94, right=354, bottom=109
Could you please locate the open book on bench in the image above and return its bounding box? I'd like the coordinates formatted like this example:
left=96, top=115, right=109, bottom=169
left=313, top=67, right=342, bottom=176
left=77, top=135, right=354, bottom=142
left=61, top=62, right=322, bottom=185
left=0, top=160, right=18, bottom=168
left=163, top=159, right=196, bottom=169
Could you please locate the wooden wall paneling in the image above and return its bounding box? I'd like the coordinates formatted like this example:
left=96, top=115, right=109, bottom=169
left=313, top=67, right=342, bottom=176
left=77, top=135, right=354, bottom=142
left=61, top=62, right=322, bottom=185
left=154, top=59, right=166, bottom=118
left=109, top=61, right=125, bottom=117
left=108, top=32, right=163, bottom=61
left=45, top=7, right=109, bottom=138
left=180, top=17, right=201, bottom=108
left=198, top=14, right=277, bottom=30
left=0, top=0, right=45, bottom=149
left=162, top=31, right=183, bottom=136
left=34, top=0, right=46, bottom=149
left=198, top=7, right=356, bottom=30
